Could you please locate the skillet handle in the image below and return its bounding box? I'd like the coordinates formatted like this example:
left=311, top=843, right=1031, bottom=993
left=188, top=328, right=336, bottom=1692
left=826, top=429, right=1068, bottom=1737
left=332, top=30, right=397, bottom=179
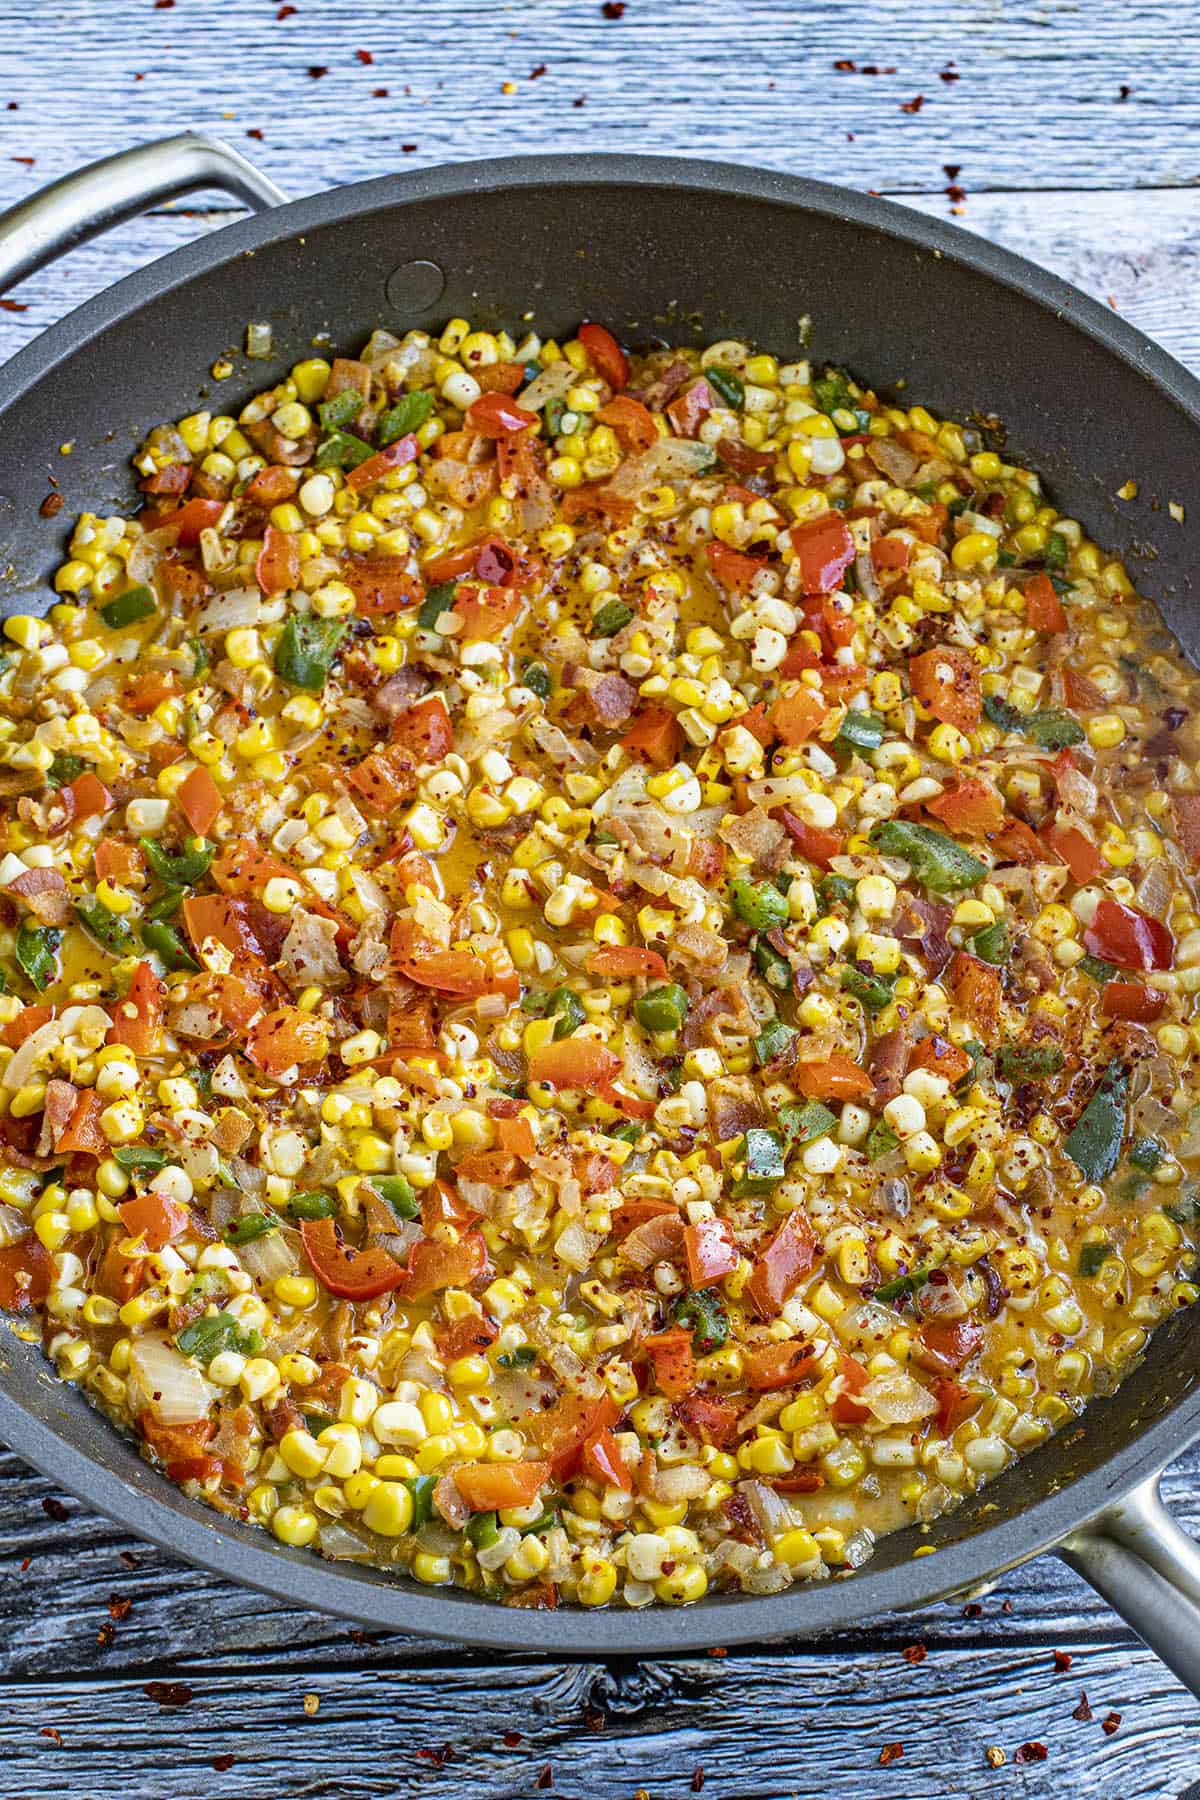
left=0, top=132, right=287, bottom=295
left=1059, top=1473, right=1200, bottom=1700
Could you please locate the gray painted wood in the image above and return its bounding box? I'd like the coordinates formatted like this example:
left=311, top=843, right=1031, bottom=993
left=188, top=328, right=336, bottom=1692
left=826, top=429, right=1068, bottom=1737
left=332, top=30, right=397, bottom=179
left=1, top=4, right=1199, bottom=1793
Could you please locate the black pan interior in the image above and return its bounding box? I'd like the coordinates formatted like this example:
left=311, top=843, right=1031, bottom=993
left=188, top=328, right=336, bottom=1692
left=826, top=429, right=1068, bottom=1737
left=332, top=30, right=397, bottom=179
left=0, top=159, right=1197, bottom=1649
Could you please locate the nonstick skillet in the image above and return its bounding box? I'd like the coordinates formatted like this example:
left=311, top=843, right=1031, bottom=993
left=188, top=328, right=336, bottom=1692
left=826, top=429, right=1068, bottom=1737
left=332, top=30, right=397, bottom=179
left=0, top=133, right=1199, bottom=1683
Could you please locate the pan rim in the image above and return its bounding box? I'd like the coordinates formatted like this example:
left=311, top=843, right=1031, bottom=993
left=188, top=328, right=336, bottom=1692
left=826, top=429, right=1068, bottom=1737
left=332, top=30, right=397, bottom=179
left=2, top=149, right=1200, bottom=1651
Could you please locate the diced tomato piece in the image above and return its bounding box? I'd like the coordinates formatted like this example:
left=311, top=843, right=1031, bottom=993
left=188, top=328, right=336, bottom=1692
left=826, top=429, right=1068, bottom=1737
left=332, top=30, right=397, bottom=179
left=95, top=839, right=143, bottom=886
left=401, top=1229, right=488, bottom=1301
left=0, top=1234, right=52, bottom=1311
left=454, top=584, right=523, bottom=640
left=109, top=961, right=165, bottom=1057
left=68, top=771, right=113, bottom=821
left=255, top=522, right=299, bottom=596
left=1101, top=981, right=1166, bottom=1023
left=586, top=945, right=668, bottom=982
left=454, top=1459, right=550, bottom=1512
left=343, top=557, right=424, bottom=614
left=475, top=361, right=527, bottom=395
left=348, top=744, right=416, bottom=813
left=908, top=1035, right=972, bottom=1085
left=949, top=951, right=1002, bottom=1038
left=118, top=1188, right=188, bottom=1251
left=620, top=706, right=683, bottom=770
left=991, top=818, right=1043, bottom=865
left=1025, top=570, right=1068, bottom=632
left=684, top=1217, right=738, bottom=1289
left=871, top=535, right=911, bottom=571
left=746, top=1209, right=820, bottom=1319
left=926, top=776, right=1005, bottom=837
left=140, top=462, right=191, bottom=496
left=176, top=764, right=223, bottom=836
left=578, top=321, right=629, bottom=391
left=830, top=1352, right=871, bottom=1425
left=524, top=1391, right=618, bottom=1483
left=465, top=394, right=538, bottom=440
left=909, top=646, right=982, bottom=733
left=1042, top=822, right=1104, bottom=885
left=770, top=687, right=828, bottom=746
left=676, top=1393, right=740, bottom=1448
left=392, top=925, right=518, bottom=1001
left=919, top=1320, right=983, bottom=1372
left=390, top=694, right=453, bottom=763
left=611, top=1197, right=678, bottom=1240
left=299, top=1216, right=406, bottom=1300
left=453, top=1149, right=519, bottom=1187
left=243, top=464, right=299, bottom=507
left=527, top=1037, right=622, bottom=1091
left=1063, top=667, right=1104, bottom=710
left=934, top=1376, right=982, bottom=1437
left=597, top=1080, right=657, bottom=1119
left=790, top=513, right=855, bottom=596
left=57, top=1090, right=107, bottom=1156
left=496, top=1115, right=537, bottom=1159
left=794, top=1053, right=873, bottom=1101
left=909, top=502, right=948, bottom=546
left=122, top=670, right=180, bottom=715
left=157, top=556, right=211, bottom=607
left=705, top=540, right=769, bottom=595
left=421, top=1180, right=477, bottom=1233
left=581, top=1428, right=632, bottom=1492
left=744, top=1341, right=822, bottom=1391
left=346, top=433, right=420, bottom=489
left=139, top=496, right=225, bottom=546
left=245, top=1007, right=328, bottom=1076
left=94, top=1239, right=144, bottom=1304
left=140, top=1417, right=215, bottom=1471
left=779, top=809, right=844, bottom=868
left=666, top=379, right=713, bottom=438
left=182, top=894, right=255, bottom=957
left=644, top=1326, right=696, bottom=1400
left=2, top=1004, right=54, bottom=1050
left=1084, top=897, right=1174, bottom=972
left=386, top=992, right=436, bottom=1052
left=435, top=1313, right=498, bottom=1364
left=596, top=394, right=657, bottom=451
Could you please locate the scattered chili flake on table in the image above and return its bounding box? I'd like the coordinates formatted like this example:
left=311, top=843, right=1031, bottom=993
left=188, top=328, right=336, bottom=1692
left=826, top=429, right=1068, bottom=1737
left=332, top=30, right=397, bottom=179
left=879, top=1743, right=904, bottom=1766
left=1015, top=1742, right=1049, bottom=1764
left=276, top=3, right=296, bottom=15
left=308, top=65, right=327, bottom=78
left=20, top=1555, right=30, bottom=1571
left=356, top=48, right=373, bottom=63
left=900, top=93, right=925, bottom=112
left=502, top=1731, right=523, bottom=1749
left=962, top=1601, right=983, bottom=1618
left=96, top=1621, right=116, bottom=1648
left=11, top=155, right=35, bottom=165
left=372, top=87, right=389, bottom=97
left=1102, top=1712, right=1122, bottom=1736
left=535, top=1767, right=554, bottom=1790
left=939, top=62, right=960, bottom=81
left=108, top=1595, right=133, bottom=1621
left=144, top=1682, right=193, bottom=1708
left=573, top=95, right=587, bottom=106
left=530, top=63, right=547, bottom=78
left=246, top=128, right=264, bottom=141
left=39, top=1727, right=63, bottom=1748
left=119, top=1552, right=139, bottom=1570
left=401, top=143, right=417, bottom=152
left=41, top=1496, right=68, bottom=1522
left=1119, top=83, right=1133, bottom=99
left=1073, top=1692, right=1094, bottom=1722
left=902, top=1642, right=927, bottom=1664
left=212, top=1756, right=235, bottom=1772
left=691, top=1767, right=706, bottom=1792
left=584, top=1707, right=606, bottom=1733
left=601, top=1, right=624, bottom=15
left=1053, top=1649, right=1073, bottom=1671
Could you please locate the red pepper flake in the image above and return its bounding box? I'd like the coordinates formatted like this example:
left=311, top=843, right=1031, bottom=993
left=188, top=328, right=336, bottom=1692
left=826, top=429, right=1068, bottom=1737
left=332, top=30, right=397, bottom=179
left=108, top=1595, right=133, bottom=1621
left=1118, top=83, right=1132, bottom=100
left=20, top=1556, right=30, bottom=1571
left=212, top=1756, right=235, bottom=1772
left=39, top=1727, right=63, bottom=1747
left=706, top=1645, right=727, bottom=1658
left=1102, top=1712, right=1122, bottom=1736
left=356, top=48, right=373, bottom=63
left=530, top=63, right=547, bottom=79
left=1015, top=1742, right=1048, bottom=1764
left=502, top=1731, right=523, bottom=1748
left=401, top=143, right=417, bottom=152
left=0, top=298, right=29, bottom=313
left=6, top=101, right=17, bottom=109
left=1053, top=1649, right=1072, bottom=1672
left=1001, top=1598, right=1013, bottom=1614
left=11, top=156, right=35, bottom=165
left=246, top=128, right=264, bottom=141
left=373, top=88, right=389, bottom=97
left=97, top=1621, right=116, bottom=1648
left=691, top=1767, right=706, bottom=1791
left=573, top=95, right=587, bottom=106
left=601, top=1, right=624, bottom=14
left=1073, top=1692, right=1093, bottom=1722
left=939, top=62, right=960, bottom=81
left=961, top=1602, right=983, bottom=1618
left=276, top=2, right=296, bottom=14
left=535, top=1767, right=554, bottom=1791
left=153, top=0, right=174, bottom=8
left=143, top=1681, right=194, bottom=1708
left=901, top=1642, right=926, bottom=1664
left=834, top=58, right=856, bottom=70
left=946, top=184, right=967, bottom=203
left=308, top=65, right=328, bottom=78
left=42, top=1496, right=69, bottom=1522
left=879, top=1744, right=904, bottom=1766
left=944, top=163, right=961, bottom=179
left=900, top=94, right=925, bottom=113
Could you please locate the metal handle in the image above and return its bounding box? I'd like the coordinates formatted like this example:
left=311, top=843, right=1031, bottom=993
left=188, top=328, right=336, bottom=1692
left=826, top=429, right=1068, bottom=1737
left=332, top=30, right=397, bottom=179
left=1059, top=1474, right=1200, bottom=1699
left=0, top=132, right=287, bottom=294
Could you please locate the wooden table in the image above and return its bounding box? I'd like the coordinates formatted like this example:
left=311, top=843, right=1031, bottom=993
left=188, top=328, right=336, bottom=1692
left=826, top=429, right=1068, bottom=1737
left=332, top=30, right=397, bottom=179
left=1, top=2, right=1199, bottom=1792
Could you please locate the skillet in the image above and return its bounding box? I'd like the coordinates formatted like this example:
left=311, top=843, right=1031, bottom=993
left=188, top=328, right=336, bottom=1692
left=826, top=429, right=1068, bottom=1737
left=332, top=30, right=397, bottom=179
left=0, top=133, right=1199, bottom=1682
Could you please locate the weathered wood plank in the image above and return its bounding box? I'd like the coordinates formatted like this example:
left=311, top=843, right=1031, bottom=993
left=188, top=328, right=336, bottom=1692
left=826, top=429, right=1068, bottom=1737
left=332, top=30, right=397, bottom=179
left=0, top=0, right=1197, bottom=204
left=0, top=187, right=1197, bottom=374
left=0, top=1643, right=1189, bottom=1800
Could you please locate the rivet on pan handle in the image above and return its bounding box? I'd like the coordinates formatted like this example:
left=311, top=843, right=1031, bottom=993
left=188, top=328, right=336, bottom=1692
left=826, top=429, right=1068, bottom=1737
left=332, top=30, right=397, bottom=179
left=1059, top=1472, right=1200, bottom=1699
left=0, top=132, right=287, bottom=296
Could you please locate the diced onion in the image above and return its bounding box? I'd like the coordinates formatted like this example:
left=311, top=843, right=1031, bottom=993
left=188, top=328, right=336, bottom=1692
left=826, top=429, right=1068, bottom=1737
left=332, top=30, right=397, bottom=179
left=129, top=1333, right=217, bottom=1426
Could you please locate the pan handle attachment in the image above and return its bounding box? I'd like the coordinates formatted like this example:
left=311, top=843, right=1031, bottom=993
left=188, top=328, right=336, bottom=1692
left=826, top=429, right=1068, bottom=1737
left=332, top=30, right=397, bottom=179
left=1059, top=1473, right=1200, bottom=1700
left=0, top=132, right=287, bottom=295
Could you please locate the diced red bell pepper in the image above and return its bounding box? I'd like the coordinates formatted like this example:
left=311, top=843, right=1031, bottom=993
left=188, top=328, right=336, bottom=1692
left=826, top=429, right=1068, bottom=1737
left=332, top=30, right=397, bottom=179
left=909, top=646, right=982, bottom=733
left=176, top=764, right=223, bottom=836
left=746, top=1209, right=820, bottom=1319
left=343, top=557, right=424, bottom=614
left=346, top=433, right=420, bottom=489
left=299, top=1215, right=406, bottom=1300
left=401, top=1230, right=487, bottom=1301
left=390, top=694, right=453, bottom=763
left=794, top=1053, right=873, bottom=1101
left=676, top=1393, right=740, bottom=1448
left=596, top=395, right=656, bottom=450
left=779, top=809, right=844, bottom=868
left=683, top=1217, right=738, bottom=1289
left=57, top=1090, right=107, bottom=1156
left=1101, top=981, right=1166, bottom=1023
left=871, top=535, right=911, bottom=571
left=830, top=1352, right=872, bottom=1424
left=789, top=513, right=855, bottom=596
left=991, top=818, right=1043, bottom=865
left=581, top=1428, right=632, bottom=1492
left=496, top=1115, right=537, bottom=1159
left=926, top=777, right=1005, bottom=838
left=348, top=744, right=417, bottom=813
left=245, top=1006, right=328, bottom=1076
left=121, top=670, right=180, bottom=715
left=934, top=1376, right=982, bottom=1437
left=644, top=1326, right=696, bottom=1400
left=1041, top=822, right=1104, bottom=885
left=705, top=540, right=770, bottom=594
left=918, top=1319, right=983, bottom=1372
left=454, top=1460, right=550, bottom=1512
left=523, top=1392, right=618, bottom=1483
left=949, top=952, right=1002, bottom=1038
left=0, top=1234, right=52, bottom=1311
left=453, top=584, right=523, bottom=639
left=109, top=961, right=165, bottom=1057
left=666, top=379, right=713, bottom=438
left=743, top=1341, right=821, bottom=1391
left=586, top=945, right=669, bottom=982
left=452, top=1149, right=519, bottom=1187
left=255, top=522, right=299, bottom=596
left=466, top=394, right=538, bottom=439
left=243, top=464, right=300, bottom=506
left=578, top=322, right=629, bottom=391
left=140, top=461, right=191, bottom=496
left=907, top=1035, right=973, bottom=1085
left=69, top=771, right=113, bottom=821
left=435, top=1313, right=498, bottom=1364
left=1083, top=897, right=1174, bottom=972
left=1025, top=570, right=1068, bottom=633
left=619, top=706, right=683, bottom=769
left=770, top=688, right=828, bottom=746
left=118, top=1189, right=188, bottom=1251
left=527, top=1038, right=622, bottom=1091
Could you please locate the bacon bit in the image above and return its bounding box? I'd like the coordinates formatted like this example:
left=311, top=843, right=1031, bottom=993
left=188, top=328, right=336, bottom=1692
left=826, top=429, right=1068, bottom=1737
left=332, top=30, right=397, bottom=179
left=1102, top=1712, right=1122, bottom=1735
left=879, top=1744, right=904, bottom=1766
left=356, top=47, right=374, bottom=62
left=212, top=1756, right=235, bottom=1772
left=1053, top=1648, right=1072, bottom=1671
left=901, top=1642, right=926, bottom=1664
left=108, top=1594, right=133, bottom=1621
left=41, top=1496, right=68, bottom=1522
left=40, top=1727, right=63, bottom=1747
left=1073, top=1691, right=1093, bottom=1721
left=308, top=64, right=328, bottom=77
left=530, top=63, right=547, bottom=78
left=535, top=1767, right=554, bottom=1790
left=1015, top=1742, right=1048, bottom=1764
left=900, top=93, right=925, bottom=112
left=144, top=1681, right=193, bottom=1707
